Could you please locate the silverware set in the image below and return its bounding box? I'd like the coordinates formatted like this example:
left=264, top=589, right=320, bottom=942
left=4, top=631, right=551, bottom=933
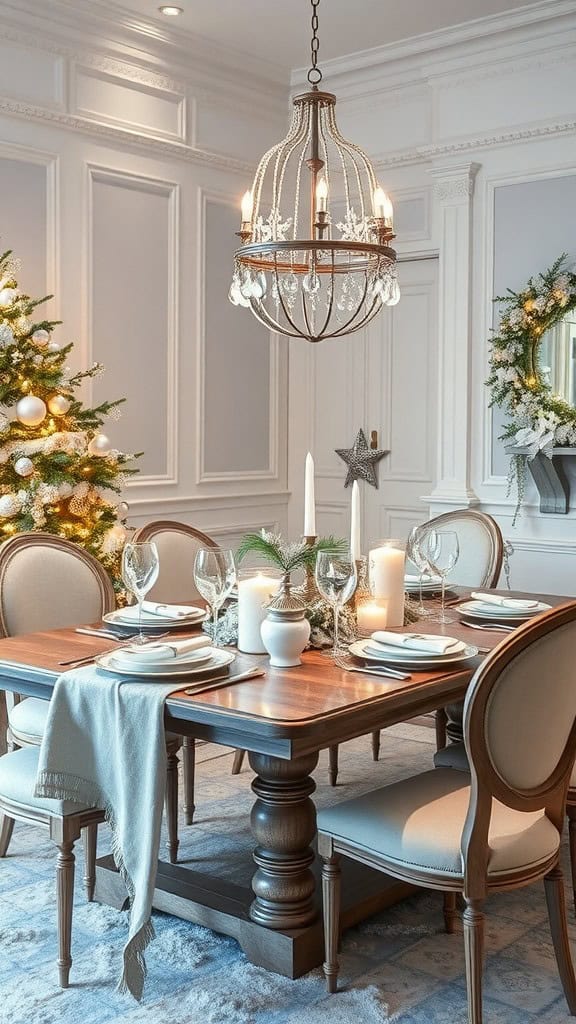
left=460, top=620, right=515, bottom=633
left=334, top=655, right=412, bottom=681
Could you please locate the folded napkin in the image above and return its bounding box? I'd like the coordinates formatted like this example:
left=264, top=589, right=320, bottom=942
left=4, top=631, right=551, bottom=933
left=404, top=573, right=441, bottom=584
left=371, top=631, right=460, bottom=654
left=36, top=665, right=186, bottom=999
left=114, top=636, right=212, bottom=666
left=121, top=601, right=203, bottom=621
left=470, top=592, right=539, bottom=610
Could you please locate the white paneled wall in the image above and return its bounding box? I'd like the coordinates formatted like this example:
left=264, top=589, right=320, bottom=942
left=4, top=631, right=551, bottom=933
left=288, top=0, right=576, bottom=594
left=0, top=0, right=290, bottom=548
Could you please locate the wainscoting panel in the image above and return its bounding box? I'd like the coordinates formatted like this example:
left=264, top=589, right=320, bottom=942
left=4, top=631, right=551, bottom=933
left=199, top=193, right=277, bottom=482
left=0, top=39, right=63, bottom=108
left=0, top=148, right=56, bottom=306
left=73, top=66, right=186, bottom=142
left=88, top=165, right=178, bottom=484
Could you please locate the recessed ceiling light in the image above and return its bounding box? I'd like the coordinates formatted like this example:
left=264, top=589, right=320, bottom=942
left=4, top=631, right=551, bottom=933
left=159, top=5, right=183, bottom=15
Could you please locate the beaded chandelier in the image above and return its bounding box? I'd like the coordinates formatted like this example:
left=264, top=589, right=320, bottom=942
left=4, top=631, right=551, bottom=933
left=229, top=0, right=399, bottom=343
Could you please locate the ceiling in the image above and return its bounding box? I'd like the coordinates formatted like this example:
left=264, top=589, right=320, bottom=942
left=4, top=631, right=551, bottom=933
left=116, top=0, right=546, bottom=73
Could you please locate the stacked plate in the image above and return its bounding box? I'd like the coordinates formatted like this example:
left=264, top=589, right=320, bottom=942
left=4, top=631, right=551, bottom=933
left=349, top=632, right=477, bottom=671
left=103, top=601, right=207, bottom=635
left=404, top=573, right=443, bottom=595
left=458, top=594, right=551, bottom=625
left=96, top=637, right=235, bottom=680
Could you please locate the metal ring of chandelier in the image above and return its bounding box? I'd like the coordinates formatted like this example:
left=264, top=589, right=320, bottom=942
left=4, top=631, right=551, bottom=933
left=229, top=0, right=399, bottom=343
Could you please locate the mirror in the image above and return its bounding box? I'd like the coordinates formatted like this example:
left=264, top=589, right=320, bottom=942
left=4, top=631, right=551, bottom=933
left=539, top=311, right=576, bottom=404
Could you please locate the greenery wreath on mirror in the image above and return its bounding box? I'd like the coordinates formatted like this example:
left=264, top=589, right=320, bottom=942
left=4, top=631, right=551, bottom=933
left=486, top=254, right=576, bottom=519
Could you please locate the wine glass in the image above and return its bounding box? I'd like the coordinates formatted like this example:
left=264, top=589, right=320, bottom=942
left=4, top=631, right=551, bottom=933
left=122, top=541, right=160, bottom=643
left=315, top=550, right=357, bottom=659
left=423, top=530, right=459, bottom=624
left=407, top=524, right=435, bottom=618
left=193, top=548, right=236, bottom=648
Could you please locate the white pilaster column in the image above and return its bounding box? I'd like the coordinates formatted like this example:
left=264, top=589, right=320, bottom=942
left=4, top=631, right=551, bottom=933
left=428, top=161, right=480, bottom=508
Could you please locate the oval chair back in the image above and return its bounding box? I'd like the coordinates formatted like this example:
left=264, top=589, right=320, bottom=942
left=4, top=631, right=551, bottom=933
left=131, top=520, right=217, bottom=605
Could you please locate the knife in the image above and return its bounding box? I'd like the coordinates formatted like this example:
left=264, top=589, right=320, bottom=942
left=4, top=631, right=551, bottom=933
left=183, top=666, right=266, bottom=695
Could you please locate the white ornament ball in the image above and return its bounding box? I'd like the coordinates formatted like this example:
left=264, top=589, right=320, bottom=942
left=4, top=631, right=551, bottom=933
left=0, top=493, right=20, bottom=517
left=16, top=395, right=47, bottom=427
left=58, top=481, right=73, bottom=498
left=47, top=341, right=60, bottom=353
left=87, top=433, right=112, bottom=457
left=32, top=329, right=49, bottom=347
left=14, top=457, right=34, bottom=478
left=0, top=287, right=18, bottom=306
left=117, top=500, right=129, bottom=518
left=102, top=524, right=127, bottom=554
left=47, top=394, right=71, bottom=416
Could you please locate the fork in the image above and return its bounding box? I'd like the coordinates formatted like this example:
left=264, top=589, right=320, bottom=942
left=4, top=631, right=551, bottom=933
left=460, top=621, right=515, bottom=633
left=334, top=655, right=412, bottom=681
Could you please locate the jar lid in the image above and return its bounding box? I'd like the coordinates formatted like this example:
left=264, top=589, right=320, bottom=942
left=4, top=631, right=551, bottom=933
left=267, top=588, right=306, bottom=614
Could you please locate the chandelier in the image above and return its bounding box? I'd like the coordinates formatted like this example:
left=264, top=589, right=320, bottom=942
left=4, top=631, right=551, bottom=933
left=229, top=0, right=399, bottom=343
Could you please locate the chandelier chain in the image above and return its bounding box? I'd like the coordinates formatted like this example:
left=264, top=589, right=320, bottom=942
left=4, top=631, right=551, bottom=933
left=307, top=0, right=322, bottom=85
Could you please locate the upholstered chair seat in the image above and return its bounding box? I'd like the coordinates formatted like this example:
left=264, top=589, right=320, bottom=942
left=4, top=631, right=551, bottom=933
left=7, top=696, right=50, bottom=743
left=0, top=745, right=104, bottom=988
left=0, top=746, right=92, bottom=816
left=318, top=767, right=560, bottom=881
left=319, top=605, right=576, bottom=1023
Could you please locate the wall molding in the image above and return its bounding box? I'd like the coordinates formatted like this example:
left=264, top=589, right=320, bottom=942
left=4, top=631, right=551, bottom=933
left=195, top=187, right=281, bottom=488
left=71, top=64, right=188, bottom=144
left=85, top=163, right=179, bottom=487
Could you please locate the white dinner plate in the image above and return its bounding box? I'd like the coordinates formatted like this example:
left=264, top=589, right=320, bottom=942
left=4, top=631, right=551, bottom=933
left=349, top=639, right=478, bottom=669
left=458, top=600, right=550, bottom=622
left=113, top=645, right=214, bottom=670
left=359, top=636, right=467, bottom=661
left=95, top=647, right=235, bottom=679
left=103, top=609, right=207, bottom=631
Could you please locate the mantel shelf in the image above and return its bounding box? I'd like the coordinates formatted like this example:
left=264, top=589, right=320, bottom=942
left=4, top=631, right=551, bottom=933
left=505, top=446, right=576, bottom=514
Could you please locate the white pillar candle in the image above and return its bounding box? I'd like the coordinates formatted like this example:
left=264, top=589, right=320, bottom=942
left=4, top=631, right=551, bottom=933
left=350, top=480, right=361, bottom=563
left=357, top=599, right=389, bottom=633
left=304, top=451, right=316, bottom=537
left=369, top=541, right=405, bottom=627
left=238, top=572, right=279, bottom=654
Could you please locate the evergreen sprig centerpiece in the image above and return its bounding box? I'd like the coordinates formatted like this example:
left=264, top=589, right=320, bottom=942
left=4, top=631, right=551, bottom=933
left=0, top=247, right=139, bottom=592
left=237, top=530, right=347, bottom=580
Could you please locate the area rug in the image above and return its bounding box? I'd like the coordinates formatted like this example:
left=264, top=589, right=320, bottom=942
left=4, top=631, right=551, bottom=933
left=0, top=722, right=574, bottom=1023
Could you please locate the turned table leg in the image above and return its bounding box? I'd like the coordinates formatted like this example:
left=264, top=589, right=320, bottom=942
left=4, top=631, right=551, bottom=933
left=249, top=751, right=319, bottom=930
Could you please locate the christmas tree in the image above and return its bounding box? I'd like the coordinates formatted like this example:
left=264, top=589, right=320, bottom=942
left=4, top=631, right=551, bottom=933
left=0, top=247, right=138, bottom=593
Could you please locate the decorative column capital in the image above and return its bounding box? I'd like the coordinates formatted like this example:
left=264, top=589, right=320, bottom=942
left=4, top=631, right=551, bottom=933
left=429, top=162, right=481, bottom=204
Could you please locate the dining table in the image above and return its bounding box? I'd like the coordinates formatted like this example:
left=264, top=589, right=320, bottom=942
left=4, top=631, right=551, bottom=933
left=0, top=588, right=571, bottom=979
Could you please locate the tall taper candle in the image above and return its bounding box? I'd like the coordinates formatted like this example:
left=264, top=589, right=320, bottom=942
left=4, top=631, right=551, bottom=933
left=350, top=480, right=361, bottom=563
left=304, top=452, right=316, bottom=537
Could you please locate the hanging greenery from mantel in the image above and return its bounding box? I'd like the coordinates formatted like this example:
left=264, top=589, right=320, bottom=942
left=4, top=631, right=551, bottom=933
left=486, top=255, right=576, bottom=517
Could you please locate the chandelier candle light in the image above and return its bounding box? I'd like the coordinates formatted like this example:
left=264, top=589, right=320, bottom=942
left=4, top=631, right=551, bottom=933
left=229, top=0, right=399, bottom=343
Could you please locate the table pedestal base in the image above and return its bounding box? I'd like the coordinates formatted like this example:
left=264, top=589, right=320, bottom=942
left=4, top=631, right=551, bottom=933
left=94, top=853, right=413, bottom=978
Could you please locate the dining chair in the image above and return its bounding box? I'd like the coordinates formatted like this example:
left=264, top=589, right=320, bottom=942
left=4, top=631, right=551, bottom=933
left=131, top=520, right=245, bottom=824
left=0, top=532, right=183, bottom=865
left=318, top=602, right=576, bottom=1023
left=0, top=744, right=104, bottom=987
left=327, top=510, right=504, bottom=787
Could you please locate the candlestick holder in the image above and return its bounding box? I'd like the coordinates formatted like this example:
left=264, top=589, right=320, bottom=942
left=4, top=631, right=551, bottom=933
left=301, top=534, right=321, bottom=605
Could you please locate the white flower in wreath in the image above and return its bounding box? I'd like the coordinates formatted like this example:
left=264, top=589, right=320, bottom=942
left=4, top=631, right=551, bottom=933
left=554, top=274, right=570, bottom=292
left=508, top=309, right=524, bottom=329
left=533, top=295, right=547, bottom=313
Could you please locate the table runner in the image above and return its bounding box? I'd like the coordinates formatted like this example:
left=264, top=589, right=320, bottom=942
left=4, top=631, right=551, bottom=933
left=35, top=664, right=185, bottom=1000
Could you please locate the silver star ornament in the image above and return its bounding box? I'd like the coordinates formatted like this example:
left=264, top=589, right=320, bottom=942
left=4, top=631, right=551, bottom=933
left=335, top=428, right=388, bottom=489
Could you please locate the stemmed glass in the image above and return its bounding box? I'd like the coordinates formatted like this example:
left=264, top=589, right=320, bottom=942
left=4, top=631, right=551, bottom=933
left=315, top=549, right=357, bottom=659
left=423, top=529, right=460, bottom=624
left=193, top=547, right=237, bottom=648
left=407, top=524, right=435, bottom=618
left=122, top=541, right=160, bottom=643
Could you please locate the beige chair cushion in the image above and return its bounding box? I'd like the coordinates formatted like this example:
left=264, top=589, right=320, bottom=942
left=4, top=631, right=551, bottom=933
left=1, top=546, right=105, bottom=635
left=7, top=697, right=49, bottom=742
left=433, top=741, right=469, bottom=773
left=0, top=746, right=92, bottom=816
left=317, top=768, right=559, bottom=879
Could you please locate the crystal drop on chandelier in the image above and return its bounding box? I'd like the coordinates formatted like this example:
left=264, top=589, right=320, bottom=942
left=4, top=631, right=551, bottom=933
left=229, top=0, right=399, bottom=343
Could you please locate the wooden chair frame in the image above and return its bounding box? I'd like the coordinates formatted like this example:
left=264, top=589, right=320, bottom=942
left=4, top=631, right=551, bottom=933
left=320, top=603, right=576, bottom=1021
left=328, top=510, right=504, bottom=787
left=0, top=788, right=105, bottom=987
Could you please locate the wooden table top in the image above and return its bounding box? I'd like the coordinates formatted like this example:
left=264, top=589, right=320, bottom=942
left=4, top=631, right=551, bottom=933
left=0, top=590, right=571, bottom=756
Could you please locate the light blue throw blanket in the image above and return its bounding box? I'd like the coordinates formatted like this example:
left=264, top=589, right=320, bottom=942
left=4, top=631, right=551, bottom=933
left=35, top=664, right=185, bottom=1000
